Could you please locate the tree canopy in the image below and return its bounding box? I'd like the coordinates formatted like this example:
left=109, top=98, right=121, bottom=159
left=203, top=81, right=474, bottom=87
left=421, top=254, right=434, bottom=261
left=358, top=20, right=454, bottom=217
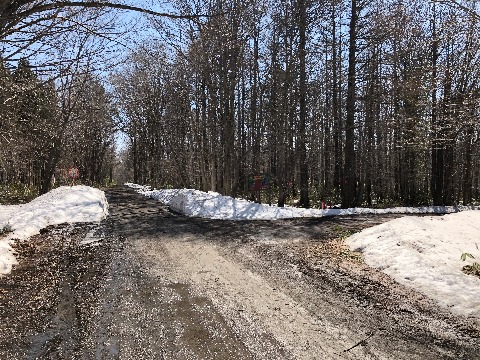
left=2, top=0, right=480, bottom=207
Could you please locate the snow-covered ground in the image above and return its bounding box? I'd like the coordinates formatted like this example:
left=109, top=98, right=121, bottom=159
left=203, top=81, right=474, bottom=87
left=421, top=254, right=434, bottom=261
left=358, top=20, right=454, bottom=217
left=0, top=186, right=108, bottom=275
left=346, top=213, right=480, bottom=320
left=128, top=183, right=480, bottom=320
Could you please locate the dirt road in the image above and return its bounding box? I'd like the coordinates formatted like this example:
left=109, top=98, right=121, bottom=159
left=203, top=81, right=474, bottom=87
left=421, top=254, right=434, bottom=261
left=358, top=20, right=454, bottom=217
left=1, top=186, right=479, bottom=359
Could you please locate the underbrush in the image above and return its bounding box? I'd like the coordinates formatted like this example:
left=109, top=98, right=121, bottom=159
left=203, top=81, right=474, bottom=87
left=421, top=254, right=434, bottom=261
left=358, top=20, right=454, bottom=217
left=461, top=252, right=480, bottom=278
left=0, top=184, right=38, bottom=205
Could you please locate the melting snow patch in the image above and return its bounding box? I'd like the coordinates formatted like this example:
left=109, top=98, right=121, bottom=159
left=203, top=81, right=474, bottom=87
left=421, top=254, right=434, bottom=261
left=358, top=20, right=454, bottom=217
left=346, top=211, right=480, bottom=319
left=125, top=183, right=478, bottom=221
left=0, top=186, right=108, bottom=275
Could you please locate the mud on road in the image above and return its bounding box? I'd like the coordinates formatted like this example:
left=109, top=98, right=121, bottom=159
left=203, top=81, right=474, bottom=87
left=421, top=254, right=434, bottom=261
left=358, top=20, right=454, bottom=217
left=0, top=186, right=479, bottom=359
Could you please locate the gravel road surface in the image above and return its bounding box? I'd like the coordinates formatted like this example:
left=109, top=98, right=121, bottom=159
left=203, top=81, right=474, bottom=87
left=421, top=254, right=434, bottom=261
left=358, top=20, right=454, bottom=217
left=0, top=186, right=479, bottom=359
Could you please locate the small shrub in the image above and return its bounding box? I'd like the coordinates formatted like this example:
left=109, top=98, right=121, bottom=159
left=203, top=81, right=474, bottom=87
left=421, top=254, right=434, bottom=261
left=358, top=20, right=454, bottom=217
left=0, top=224, right=12, bottom=235
left=461, top=252, right=480, bottom=277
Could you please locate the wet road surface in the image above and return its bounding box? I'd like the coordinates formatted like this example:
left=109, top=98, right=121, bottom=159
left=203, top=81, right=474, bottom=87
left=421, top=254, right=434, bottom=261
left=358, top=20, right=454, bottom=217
left=0, top=186, right=479, bottom=359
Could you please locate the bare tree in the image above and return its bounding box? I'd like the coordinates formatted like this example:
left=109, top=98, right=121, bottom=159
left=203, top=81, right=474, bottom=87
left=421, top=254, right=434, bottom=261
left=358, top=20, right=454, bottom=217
left=342, top=0, right=359, bottom=208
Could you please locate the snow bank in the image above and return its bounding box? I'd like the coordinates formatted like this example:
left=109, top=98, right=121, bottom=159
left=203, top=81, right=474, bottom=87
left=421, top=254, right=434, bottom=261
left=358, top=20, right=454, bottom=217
left=125, top=183, right=473, bottom=221
left=126, top=183, right=480, bottom=320
left=346, top=211, right=480, bottom=319
left=144, top=188, right=304, bottom=220
left=0, top=186, right=109, bottom=275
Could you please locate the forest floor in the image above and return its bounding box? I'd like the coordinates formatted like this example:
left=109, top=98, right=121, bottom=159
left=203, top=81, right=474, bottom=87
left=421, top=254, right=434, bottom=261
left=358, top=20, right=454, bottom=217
left=0, top=186, right=479, bottom=359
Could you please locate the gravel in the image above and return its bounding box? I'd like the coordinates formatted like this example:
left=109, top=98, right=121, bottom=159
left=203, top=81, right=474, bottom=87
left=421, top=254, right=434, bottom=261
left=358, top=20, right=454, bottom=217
left=0, top=186, right=478, bottom=359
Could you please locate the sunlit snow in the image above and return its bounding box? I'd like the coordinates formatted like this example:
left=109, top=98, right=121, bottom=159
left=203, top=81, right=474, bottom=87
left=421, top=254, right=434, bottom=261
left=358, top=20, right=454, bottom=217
left=0, top=186, right=108, bottom=274
left=128, top=183, right=480, bottom=321
left=346, top=212, right=480, bottom=320
left=125, top=183, right=473, bottom=220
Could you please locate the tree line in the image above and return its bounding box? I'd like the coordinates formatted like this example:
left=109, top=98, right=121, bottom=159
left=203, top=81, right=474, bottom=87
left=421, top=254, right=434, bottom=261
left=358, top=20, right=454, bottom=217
left=0, top=1, right=203, bottom=198
left=113, top=0, right=480, bottom=208
left=0, top=58, right=116, bottom=195
left=0, top=1, right=125, bottom=196
left=1, top=1, right=479, bottom=208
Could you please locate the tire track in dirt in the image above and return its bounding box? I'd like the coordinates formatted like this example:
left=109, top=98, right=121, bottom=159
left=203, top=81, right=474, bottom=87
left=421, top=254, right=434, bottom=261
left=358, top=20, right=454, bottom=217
left=150, top=237, right=359, bottom=359
left=116, top=186, right=479, bottom=360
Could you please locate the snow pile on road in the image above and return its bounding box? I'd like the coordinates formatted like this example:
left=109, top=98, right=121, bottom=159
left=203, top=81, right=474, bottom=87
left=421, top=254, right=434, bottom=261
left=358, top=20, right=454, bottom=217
left=125, top=183, right=471, bottom=221
left=0, top=186, right=108, bottom=275
left=346, top=211, right=480, bottom=319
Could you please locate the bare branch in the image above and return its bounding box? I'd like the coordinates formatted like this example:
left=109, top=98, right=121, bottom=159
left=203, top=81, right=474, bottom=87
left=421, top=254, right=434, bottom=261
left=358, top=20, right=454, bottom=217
left=435, top=0, right=480, bottom=19
left=14, top=1, right=209, bottom=23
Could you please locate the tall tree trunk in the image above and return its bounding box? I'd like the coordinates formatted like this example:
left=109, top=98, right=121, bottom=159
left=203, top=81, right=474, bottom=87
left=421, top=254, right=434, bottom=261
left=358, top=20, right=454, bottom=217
left=342, top=0, right=357, bottom=208
left=298, top=0, right=309, bottom=208
left=39, top=139, right=61, bottom=195
left=463, top=127, right=474, bottom=205
left=442, top=67, right=454, bottom=205
left=132, top=135, right=138, bottom=184
left=251, top=29, right=259, bottom=175
left=364, top=48, right=378, bottom=207
left=331, top=0, right=341, bottom=191
left=278, top=9, right=293, bottom=207
left=431, top=2, right=443, bottom=205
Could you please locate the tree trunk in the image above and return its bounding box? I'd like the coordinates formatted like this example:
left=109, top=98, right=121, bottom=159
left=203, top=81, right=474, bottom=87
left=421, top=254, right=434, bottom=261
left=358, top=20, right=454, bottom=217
left=298, top=0, right=309, bottom=208
left=331, top=0, right=341, bottom=191
left=39, top=138, right=61, bottom=195
left=342, top=0, right=357, bottom=208
left=463, top=127, right=474, bottom=205
left=431, top=2, right=443, bottom=205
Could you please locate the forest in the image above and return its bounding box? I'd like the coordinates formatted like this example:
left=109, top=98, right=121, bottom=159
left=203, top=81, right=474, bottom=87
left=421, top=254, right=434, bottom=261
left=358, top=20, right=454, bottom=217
left=1, top=0, right=480, bottom=208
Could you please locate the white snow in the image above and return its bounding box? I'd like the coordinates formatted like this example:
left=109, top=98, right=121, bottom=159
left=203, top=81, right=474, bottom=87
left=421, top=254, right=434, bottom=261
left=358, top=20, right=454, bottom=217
left=0, top=186, right=108, bottom=274
left=125, top=183, right=473, bottom=221
left=127, top=183, right=480, bottom=321
left=346, top=212, right=480, bottom=320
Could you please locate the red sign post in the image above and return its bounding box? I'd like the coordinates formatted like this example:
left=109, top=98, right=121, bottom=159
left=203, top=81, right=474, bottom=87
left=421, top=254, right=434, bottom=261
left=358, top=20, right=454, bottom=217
left=247, top=174, right=270, bottom=203
left=67, top=167, right=79, bottom=186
